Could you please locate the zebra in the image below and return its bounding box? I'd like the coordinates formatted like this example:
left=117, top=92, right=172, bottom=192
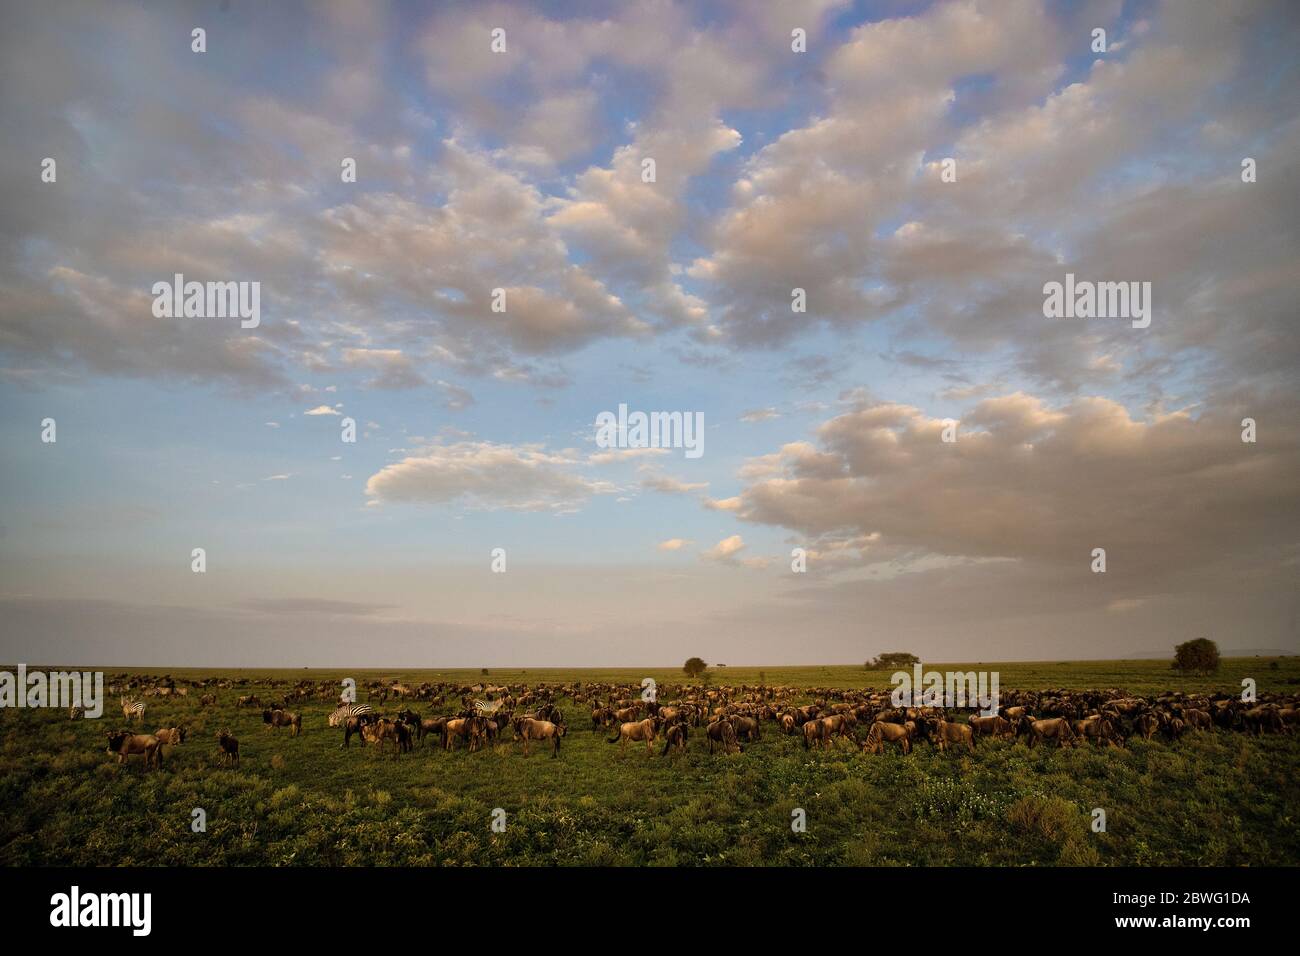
left=120, top=697, right=146, bottom=722
left=328, top=703, right=373, bottom=727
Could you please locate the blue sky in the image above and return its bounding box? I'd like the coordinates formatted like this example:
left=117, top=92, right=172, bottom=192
left=1, top=0, right=1297, bottom=666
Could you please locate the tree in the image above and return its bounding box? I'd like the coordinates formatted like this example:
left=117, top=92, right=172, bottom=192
left=683, top=657, right=707, bottom=678
left=1173, top=638, right=1220, bottom=674
left=869, top=652, right=920, bottom=669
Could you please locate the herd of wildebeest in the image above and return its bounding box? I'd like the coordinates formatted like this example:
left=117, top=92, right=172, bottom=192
left=85, top=674, right=1299, bottom=770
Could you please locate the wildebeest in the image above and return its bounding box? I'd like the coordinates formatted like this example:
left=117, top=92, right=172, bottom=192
left=861, top=721, right=912, bottom=755
left=514, top=717, right=566, bottom=756
left=1240, top=704, right=1285, bottom=736
left=1022, top=716, right=1075, bottom=748
left=706, top=719, right=741, bottom=754
left=216, top=730, right=239, bottom=766
left=263, top=707, right=302, bottom=737
left=418, top=715, right=449, bottom=746
left=969, top=714, right=1013, bottom=739
left=106, top=730, right=163, bottom=769
left=802, top=717, right=832, bottom=750
left=154, top=726, right=186, bottom=746
left=362, top=718, right=410, bottom=755
left=591, top=706, right=614, bottom=731
left=444, top=715, right=487, bottom=752
left=661, top=722, right=689, bottom=755
left=1135, top=712, right=1160, bottom=740
left=609, top=718, right=656, bottom=753
left=930, top=719, right=976, bottom=753
left=731, top=714, right=761, bottom=742
left=1073, top=715, right=1123, bottom=747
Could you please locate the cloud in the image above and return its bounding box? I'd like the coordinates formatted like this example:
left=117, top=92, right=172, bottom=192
left=341, top=348, right=427, bottom=390
left=364, top=441, right=616, bottom=511
left=703, top=534, right=747, bottom=562
left=657, top=538, right=690, bottom=551
left=639, top=472, right=709, bottom=495
left=724, top=391, right=1300, bottom=597
left=304, top=405, right=341, bottom=416
left=435, top=380, right=475, bottom=411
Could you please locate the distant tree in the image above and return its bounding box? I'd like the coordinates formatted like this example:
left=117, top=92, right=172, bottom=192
left=683, top=657, right=707, bottom=678
left=1172, top=638, right=1220, bottom=674
left=870, top=652, right=920, bottom=669
left=481, top=667, right=489, bottom=676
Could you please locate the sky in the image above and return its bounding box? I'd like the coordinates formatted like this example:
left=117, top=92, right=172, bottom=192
left=1, top=0, right=1297, bottom=667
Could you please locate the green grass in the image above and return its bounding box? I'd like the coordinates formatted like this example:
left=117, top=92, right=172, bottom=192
left=2, top=658, right=1297, bottom=866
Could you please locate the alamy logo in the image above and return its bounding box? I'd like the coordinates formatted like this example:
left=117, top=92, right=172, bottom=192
left=0, top=664, right=103, bottom=718
left=50, top=886, right=151, bottom=936
left=594, top=403, right=704, bottom=459
left=1042, top=273, right=1150, bottom=328
left=151, top=273, right=261, bottom=328
left=890, top=665, right=1000, bottom=715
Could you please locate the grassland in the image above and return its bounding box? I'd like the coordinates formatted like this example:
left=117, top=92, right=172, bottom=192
left=2, top=658, right=1297, bottom=866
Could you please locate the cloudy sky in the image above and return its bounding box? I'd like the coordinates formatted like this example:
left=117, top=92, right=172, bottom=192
left=1, top=0, right=1297, bottom=667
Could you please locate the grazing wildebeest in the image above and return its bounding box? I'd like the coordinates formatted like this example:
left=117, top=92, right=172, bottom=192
left=154, top=726, right=186, bottom=746
left=262, top=708, right=302, bottom=737
left=861, top=721, right=912, bottom=755
left=1022, top=716, right=1075, bottom=748
left=802, top=717, right=833, bottom=750
left=731, top=714, right=761, bottom=742
left=609, top=718, right=656, bottom=753
left=361, top=718, right=404, bottom=755
left=343, top=712, right=378, bottom=748
left=930, top=719, right=976, bottom=753
left=1240, top=704, right=1285, bottom=736
left=419, top=715, right=449, bottom=746
left=661, top=722, right=689, bottom=755
left=1135, top=712, right=1160, bottom=740
left=820, top=712, right=856, bottom=742
left=969, top=714, right=1013, bottom=740
left=107, top=730, right=163, bottom=769
left=706, top=719, right=741, bottom=754
left=514, top=717, right=566, bottom=756
left=216, top=730, right=239, bottom=766
left=1073, top=715, right=1123, bottom=747
left=591, top=706, right=614, bottom=732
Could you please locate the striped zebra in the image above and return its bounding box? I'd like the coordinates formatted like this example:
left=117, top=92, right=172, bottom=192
left=120, top=697, right=146, bottom=722
left=328, top=703, right=372, bottom=727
